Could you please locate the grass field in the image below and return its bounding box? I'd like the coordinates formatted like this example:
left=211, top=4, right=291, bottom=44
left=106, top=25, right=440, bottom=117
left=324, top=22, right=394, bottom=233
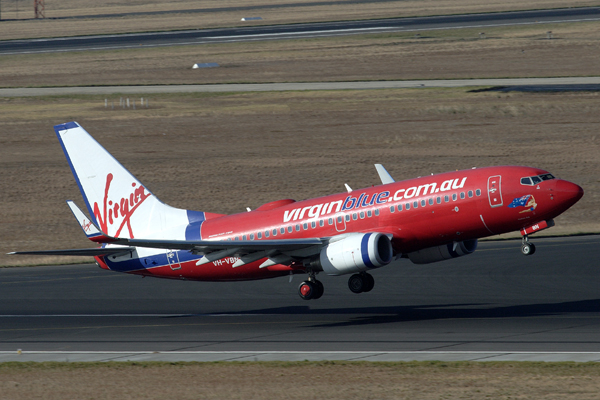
left=1, top=361, right=600, bottom=399
left=2, top=21, right=600, bottom=88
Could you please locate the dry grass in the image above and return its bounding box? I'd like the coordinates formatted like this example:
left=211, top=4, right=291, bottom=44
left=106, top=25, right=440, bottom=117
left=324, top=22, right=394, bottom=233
left=1, top=89, right=599, bottom=266
left=1, top=21, right=600, bottom=88
left=0, top=0, right=596, bottom=40
left=0, top=361, right=600, bottom=399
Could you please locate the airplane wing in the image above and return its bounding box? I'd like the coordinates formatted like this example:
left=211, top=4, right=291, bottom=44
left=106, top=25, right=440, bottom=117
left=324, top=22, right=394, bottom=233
left=8, top=247, right=135, bottom=257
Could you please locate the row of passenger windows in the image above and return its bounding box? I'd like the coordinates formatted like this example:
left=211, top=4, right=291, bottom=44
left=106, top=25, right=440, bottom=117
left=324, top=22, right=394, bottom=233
left=231, top=189, right=482, bottom=241
left=389, top=189, right=481, bottom=213
left=230, top=209, right=382, bottom=241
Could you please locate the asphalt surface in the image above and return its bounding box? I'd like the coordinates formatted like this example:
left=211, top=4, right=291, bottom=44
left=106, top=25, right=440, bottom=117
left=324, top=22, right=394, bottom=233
left=3, top=77, right=600, bottom=97
left=1, top=235, right=599, bottom=362
left=1, top=7, right=599, bottom=55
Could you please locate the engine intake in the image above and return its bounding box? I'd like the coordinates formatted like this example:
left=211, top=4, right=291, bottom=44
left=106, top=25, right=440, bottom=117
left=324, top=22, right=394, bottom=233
left=318, top=233, right=393, bottom=276
left=407, top=239, right=478, bottom=264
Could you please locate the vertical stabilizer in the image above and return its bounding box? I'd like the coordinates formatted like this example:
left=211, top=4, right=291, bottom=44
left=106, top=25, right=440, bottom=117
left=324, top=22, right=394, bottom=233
left=54, top=122, right=201, bottom=239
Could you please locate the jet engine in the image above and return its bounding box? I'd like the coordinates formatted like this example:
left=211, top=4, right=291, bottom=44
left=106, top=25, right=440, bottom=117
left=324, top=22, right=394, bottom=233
left=407, top=239, right=478, bottom=264
left=315, top=233, right=393, bottom=276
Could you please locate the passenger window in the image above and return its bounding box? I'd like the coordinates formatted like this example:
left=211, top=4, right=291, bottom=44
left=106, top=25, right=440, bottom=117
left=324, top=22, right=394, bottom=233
left=452, top=193, right=457, bottom=201
left=273, top=229, right=277, bottom=236
left=397, top=204, right=403, bottom=211
left=375, top=209, right=380, bottom=216
left=265, top=231, right=269, bottom=238
left=311, top=221, right=316, bottom=228
left=436, top=197, right=441, bottom=204
left=288, top=226, right=293, bottom=233
left=476, top=189, right=481, bottom=196
left=352, top=213, right=358, bottom=221
left=243, top=235, right=247, bottom=240
left=295, top=224, right=300, bottom=232
left=421, top=199, right=426, bottom=207
left=428, top=198, right=434, bottom=205
left=281, top=227, right=285, bottom=234
left=413, top=201, right=418, bottom=208
left=250, top=233, right=255, bottom=240
left=468, top=190, right=473, bottom=198
left=367, top=210, right=372, bottom=217
left=390, top=206, right=395, bottom=213
left=320, top=220, right=324, bottom=227
left=406, top=203, right=411, bottom=210
left=337, top=216, right=342, bottom=223
left=303, top=223, right=308, bottom=230
left=345, top=215, right=350, bottom=222
left=460, top=192, right=465, bottom=199
left=360, top=211, right=365, bottom=219
left=329, top=218, right=334, bottom=225
left=235, top=237, right=239, bottom=241
left=444, top=195, right=449, bottom=202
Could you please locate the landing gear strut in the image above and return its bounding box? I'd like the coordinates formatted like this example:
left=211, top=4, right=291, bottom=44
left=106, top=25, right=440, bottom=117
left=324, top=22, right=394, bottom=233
left=521, top=235, right=536, bottom=256
left=298, top=272, right=324, bottom=300
left=348, top=272, right=375, bottom=294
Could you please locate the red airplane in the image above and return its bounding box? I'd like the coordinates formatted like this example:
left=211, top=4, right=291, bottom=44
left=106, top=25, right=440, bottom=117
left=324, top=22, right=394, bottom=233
left=10, top=122, right=584, bottom=300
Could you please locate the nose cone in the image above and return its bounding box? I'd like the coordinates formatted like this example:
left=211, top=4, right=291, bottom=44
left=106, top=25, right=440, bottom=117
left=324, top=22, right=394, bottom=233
left=554, top=179, right=584, bottom=207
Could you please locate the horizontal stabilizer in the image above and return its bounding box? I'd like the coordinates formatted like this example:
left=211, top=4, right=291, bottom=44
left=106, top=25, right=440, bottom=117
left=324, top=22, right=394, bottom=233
left=67, top=200, right=115, bottom=243
left=8, top=247, right=135, bottom=257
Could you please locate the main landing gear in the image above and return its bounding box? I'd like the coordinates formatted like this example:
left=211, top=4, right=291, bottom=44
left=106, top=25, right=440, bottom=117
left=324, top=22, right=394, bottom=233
left=298, top=277, right=324, bottom=300
left=521, top=235, right=536, bottom=256
left=348, top=272, right=375, bottom=294
left=298, top=271, right=376, bottom=300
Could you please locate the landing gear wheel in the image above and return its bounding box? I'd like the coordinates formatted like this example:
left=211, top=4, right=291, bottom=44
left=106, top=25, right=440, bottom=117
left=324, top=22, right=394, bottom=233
left=298, top=281, right=315, bottom=300
left=312, top=280, right=324, bottom=300
left=362, top=273, right=375, bottom=293
left=521, top=242, right=536, bottom=256
left=348, top=273, right=369, bottom=294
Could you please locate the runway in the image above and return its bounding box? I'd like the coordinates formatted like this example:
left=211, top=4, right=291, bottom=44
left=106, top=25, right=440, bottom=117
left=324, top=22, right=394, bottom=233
left=3, top=77, right=600, bottom=97
left=1, top=235, right=599, bottom=362
left=1, top=7, right=599, bottom=55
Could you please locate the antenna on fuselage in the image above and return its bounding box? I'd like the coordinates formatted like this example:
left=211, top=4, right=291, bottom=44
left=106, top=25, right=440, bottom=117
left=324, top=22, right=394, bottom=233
left=344, top=184, right=353, bottom=193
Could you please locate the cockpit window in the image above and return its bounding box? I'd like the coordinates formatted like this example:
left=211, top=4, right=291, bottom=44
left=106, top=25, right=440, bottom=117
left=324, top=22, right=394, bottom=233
left=520, top=174, right=556, bottom=186
left=539, top=173, right=555, bottom=181
left=520, top=177, right=532, bottom=185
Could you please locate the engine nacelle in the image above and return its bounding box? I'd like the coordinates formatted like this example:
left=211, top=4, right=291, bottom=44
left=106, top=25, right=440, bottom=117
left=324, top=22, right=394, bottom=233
left=407, top=239, right=478, bottom=264
left=319, top=233, right=393, bottom=276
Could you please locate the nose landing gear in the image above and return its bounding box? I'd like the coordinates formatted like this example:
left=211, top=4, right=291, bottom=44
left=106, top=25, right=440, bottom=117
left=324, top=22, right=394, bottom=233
left=521, top=235, right=536, bottom=255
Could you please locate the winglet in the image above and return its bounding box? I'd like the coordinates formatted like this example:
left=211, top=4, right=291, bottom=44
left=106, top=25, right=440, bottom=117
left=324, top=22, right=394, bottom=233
left=66, top=200, right=118, bottom=243
left=374, top=164, right=395, bottom=184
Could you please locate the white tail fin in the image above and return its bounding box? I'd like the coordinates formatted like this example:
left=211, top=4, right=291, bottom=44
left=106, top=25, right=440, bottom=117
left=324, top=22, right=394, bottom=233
left=55, top=122, right=208, bottom=240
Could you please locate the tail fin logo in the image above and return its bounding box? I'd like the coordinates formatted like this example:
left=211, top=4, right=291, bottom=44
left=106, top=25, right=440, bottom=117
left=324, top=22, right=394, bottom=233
left=93, top=173, right=150, bottom=238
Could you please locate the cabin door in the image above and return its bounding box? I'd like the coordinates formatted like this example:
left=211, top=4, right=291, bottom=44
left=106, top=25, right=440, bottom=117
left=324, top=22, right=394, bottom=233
left=487, top=175, right=503, bottom=208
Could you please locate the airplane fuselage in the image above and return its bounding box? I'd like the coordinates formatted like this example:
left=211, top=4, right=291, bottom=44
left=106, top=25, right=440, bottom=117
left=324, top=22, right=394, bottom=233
left=97, top=165, right=582, bottom=282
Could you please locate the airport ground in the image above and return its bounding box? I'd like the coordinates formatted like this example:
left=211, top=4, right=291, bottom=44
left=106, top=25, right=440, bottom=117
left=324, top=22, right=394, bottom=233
left=0, top=362, right=599, bottom=400
left=1, top=1, right=599, bottom=397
